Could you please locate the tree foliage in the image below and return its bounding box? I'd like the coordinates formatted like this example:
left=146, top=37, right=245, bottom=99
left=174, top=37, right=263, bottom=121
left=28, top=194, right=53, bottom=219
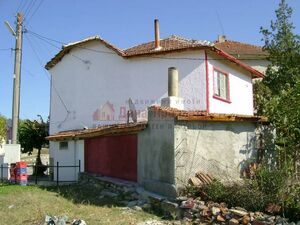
left=18, top=116, right=49, bottom=170
left=0, top=114, right=7, bottom=141
left=260, top=0, right=300, bottom=94
left=256, top=0, right=300, bottom=173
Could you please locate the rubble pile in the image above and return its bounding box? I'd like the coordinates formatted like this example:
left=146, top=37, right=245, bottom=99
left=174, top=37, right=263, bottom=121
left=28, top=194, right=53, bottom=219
left=79, top=173, right=299, bottom=225
left=175, top=197, right=293, bottom=225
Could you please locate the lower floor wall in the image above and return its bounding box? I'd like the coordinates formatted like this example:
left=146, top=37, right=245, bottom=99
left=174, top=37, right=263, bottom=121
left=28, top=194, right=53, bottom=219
left=49, top=140, right=84, bottom=181
left=50, top=120, right=263, bottom=198
left=174, top=121, right=258, bottom=190
left=137, top=114, right=261, bottom=197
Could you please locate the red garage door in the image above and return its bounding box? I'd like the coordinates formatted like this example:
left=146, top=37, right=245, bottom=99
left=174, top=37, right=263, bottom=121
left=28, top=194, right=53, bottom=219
left=84, top=134, right=137, bottom=182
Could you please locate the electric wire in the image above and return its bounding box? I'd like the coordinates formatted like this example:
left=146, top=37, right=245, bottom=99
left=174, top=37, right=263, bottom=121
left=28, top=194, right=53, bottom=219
left=16, top=0, right=30, bottom=15
left=0, top=48, right=12, bottom=51
left=25, top=0, right=45, bottom=25
left=24, top=35, right=70, bottom=114
left=26, top=30, right=268, bottom=62
left=24, top=0, right=37, bottom=20
left=26, top=32, right=93, bottom=64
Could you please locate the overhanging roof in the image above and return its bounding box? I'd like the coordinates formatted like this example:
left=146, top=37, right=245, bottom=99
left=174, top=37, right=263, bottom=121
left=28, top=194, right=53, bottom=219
left=149, top=106, right=268, bottom=123
left=46, top=122, right=147, bottom=141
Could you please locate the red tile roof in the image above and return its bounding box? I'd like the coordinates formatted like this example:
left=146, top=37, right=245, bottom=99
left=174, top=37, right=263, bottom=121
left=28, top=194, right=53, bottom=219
left=215, top=40, right=268, bottom=59
left=46, top=122, right=147, bottom=141
left=124, top=35, right=212, bottom=57
left=149, top=106, right=268, bottom=123
left=45, top=35, right=264, bottom=78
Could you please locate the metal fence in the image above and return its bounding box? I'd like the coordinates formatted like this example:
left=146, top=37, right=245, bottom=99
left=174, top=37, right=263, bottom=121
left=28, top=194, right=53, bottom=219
left=0, top=160, right=81, bottom=186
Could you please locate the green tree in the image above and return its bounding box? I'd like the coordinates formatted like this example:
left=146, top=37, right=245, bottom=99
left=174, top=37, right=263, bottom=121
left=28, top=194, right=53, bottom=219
left=0, top=114, right=7, bottom=141
left=18, top=116, right=49, bottom=175
left=256, top=0, right=300, bottom=173
left=260, top=0, right=300, bottom=94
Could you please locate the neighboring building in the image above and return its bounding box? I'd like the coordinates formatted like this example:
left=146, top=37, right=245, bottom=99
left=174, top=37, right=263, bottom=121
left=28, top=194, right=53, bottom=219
left=215, top=35, right=269, bottom=74
left=46, top=21, right=267, bottom=195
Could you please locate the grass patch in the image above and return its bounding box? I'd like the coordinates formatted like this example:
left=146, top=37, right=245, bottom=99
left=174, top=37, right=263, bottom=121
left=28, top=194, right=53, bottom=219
left=0, top=183, right=160, bottom=225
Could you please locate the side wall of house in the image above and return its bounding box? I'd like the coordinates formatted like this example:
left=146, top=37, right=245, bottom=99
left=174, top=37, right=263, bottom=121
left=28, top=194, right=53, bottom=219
left=206, top=52, right=254, bottom=115
left=174, top=120, right=258, bottom=189
left=138, top=110, right=176, bottom=197
left=49, top=140, right=84, bottom=181
left=243, top=59, right=269, bottom=74
left=49, top=42, right=207, bottom=134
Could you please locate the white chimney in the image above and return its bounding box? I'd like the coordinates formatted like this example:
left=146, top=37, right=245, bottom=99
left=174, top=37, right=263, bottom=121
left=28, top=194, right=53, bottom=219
left=217, top=35, right=226, bottom=43
left=154, top=19, right=161, bottom=50
left=161, top=67, right=184, bottom=110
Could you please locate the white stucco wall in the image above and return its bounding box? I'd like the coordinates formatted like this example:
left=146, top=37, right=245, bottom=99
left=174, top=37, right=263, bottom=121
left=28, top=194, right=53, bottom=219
left=207, top=53, right=254, bottom=115
left=50, top=140, right=84, bottom=181
left=49, top=42, right=207, bottom=134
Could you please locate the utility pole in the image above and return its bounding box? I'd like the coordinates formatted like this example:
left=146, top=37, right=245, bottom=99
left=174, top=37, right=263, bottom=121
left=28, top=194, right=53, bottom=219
left=11, top=13, right=23, bottom=144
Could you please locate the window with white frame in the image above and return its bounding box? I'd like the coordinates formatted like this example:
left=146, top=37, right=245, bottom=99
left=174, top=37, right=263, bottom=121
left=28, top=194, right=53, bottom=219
left=213, top=69, right=230, bottom=101
left=59, top=141, right=68, bottom=150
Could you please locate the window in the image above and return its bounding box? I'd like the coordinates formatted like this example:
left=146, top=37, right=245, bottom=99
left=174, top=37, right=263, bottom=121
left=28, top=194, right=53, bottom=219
left=213, top=68, right=230, bottom=102
left=59, top=141, right=68, bottom=150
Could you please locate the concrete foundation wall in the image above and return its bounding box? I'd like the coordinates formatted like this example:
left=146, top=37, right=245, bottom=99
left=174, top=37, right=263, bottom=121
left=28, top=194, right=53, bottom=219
left=138, top=110, right=176, bottom=197
left=174, top=121, right=258, bottom=188
left=50, top=140, right=84, bottom=181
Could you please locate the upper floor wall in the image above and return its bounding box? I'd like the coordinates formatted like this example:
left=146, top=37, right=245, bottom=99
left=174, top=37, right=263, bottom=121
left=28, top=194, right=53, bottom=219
left=49, top=41, right=257, bottom=134
left=206, top=52, right=254, bottom=116
left=49, top=42, right=207, bottom=134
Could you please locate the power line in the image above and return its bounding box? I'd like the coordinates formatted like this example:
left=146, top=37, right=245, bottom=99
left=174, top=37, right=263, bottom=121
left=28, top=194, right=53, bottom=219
left=26, top=32, right=91, bottom=64
left=27, top=30, right=116, bottom=55
left=24, top=0, right=37, bottom=19
left=26, top=0, right=45, bottom=25
left=16, top=0, right=29, bottom=14
left=27, top=29, right=268, bottom=62
left=0, top=48, right=12, bottom=51
left=25, top=35, right=70, bottom=114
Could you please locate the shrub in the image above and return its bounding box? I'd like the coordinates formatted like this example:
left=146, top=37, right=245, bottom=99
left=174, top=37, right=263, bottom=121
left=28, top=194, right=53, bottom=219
left=185, top=168, right=300, bottom=221
left=255, top=166, right=286, bottom=198
left=200, top=179, right=268, bottom=212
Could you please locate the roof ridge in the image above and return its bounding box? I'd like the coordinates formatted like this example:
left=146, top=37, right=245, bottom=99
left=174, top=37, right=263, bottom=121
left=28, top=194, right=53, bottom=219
left=124, top=35, right=214, bottom=51
left=63, top=35, right=101, bottom=48
left=216, top=40, right=264, bottom=49
left=167, top=35, right=213, bottom=46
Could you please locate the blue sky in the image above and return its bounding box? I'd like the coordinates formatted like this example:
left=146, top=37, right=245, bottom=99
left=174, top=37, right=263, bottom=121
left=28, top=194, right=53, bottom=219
left=0, top=0, right=299, bottom=120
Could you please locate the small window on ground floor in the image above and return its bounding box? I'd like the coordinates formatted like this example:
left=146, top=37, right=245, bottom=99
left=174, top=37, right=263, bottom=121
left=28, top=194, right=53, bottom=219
left=59, top=141, right=68, bottom=150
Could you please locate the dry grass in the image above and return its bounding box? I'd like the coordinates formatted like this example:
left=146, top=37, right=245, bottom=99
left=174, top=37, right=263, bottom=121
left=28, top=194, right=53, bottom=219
left=0, top=183, right=161, bottom=225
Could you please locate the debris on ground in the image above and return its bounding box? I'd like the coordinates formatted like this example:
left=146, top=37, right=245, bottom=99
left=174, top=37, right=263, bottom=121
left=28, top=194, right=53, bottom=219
left=45, top=215, right=86, bottom=225
left=71, top=219, right=87, bottom=225
left=188, top=171, right=213, bottom=187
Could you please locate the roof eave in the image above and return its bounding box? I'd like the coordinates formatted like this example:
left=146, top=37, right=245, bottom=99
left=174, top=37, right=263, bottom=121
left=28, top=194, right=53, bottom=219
left=45, top=37, right=124, bottom=70
left=211, top=47, right=265, bottom=78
